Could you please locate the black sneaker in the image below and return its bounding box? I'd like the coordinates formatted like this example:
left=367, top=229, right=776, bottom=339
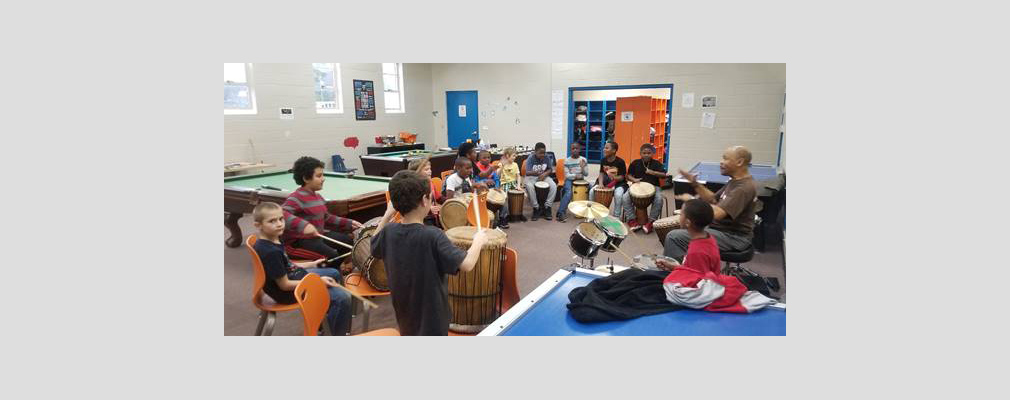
left=499, top=220, right=509, bottom=229
left=531, top=209, right=539, bottom=221
left=557, top=213, right=567, bottom=222
left=544, top=207, right=553, bottom=220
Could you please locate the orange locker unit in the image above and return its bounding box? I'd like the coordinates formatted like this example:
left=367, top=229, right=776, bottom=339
left=614, top=96, right=668, bottom=164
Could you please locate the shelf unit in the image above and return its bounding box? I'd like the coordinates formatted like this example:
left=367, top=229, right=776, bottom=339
left=615, top=96, right=671, bottom=165
left=570, top=100, right=616, bottom=163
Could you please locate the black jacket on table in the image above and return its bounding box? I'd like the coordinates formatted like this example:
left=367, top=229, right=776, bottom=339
left=567, top=269, right=684, bottom=323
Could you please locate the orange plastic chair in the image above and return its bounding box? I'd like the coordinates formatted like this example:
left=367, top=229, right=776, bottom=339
left=245, top=235, right=301, bottom=336
left=440, top=170, right=453, bottom=181
left=384, top=191, right=402, bottom=222
left=449, top=247, right=520, bottom=336
left=294, top=273, right=400, bottom=336
left=344, top=271, right=391, bottom=332
left=431, top=177, right=442, bottom=195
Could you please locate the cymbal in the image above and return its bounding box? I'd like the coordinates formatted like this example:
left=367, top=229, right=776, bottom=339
left=567, top=200, right=609, bottom=219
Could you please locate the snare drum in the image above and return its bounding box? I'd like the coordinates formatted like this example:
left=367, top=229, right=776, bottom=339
left=569, top=221, right=609, bottom=259
left=593, top=215, right=628, bottom=252
left=507, top=189, right=525, bottom=221
left=446, top=226, right=508, bottom=333
left=593, top=186, right=615, bottom=208
left=653, top=215, right=681, bottom=246
left=629, top=182, right=656, bottom=225
left=350, top=220, right=388, bottom=291
left=572, top=179, right=589, bottom=202
left=534, top=181, right=550, bottom=209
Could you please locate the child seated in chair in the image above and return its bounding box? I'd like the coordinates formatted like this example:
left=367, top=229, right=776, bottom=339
left=282, top=156, right=362, bottom=272
left=657, top=199, right=717, bottom=270
left=252, top=202, right=352, bottom=335
left=443, top=157, right=485, bottom=199
left=408, top=157, right=441, bottom=225
left=370, top=170, right=489, bottom=335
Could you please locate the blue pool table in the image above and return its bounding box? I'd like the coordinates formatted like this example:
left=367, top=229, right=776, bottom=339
left=478, top=268, right=786, bottom=336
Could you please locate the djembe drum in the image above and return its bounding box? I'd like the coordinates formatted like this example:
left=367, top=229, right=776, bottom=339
left=572, top=180, right=589, bottom=202
left=445, top=226, right=507, bottom=333
left=652, top=215, right=681, bottom=246
left=439, top=193, right=474, bottom=230
left=486, top=189, right=506, bottom=214
left=593, top=186, right=615, bottom=208
left=351, top=217, right=388, bottom=291
left=506, top=189, right=525, bottom=221
left=534, top=181, right=550, bottom=210
left=629, top=182, right=656, bottom=225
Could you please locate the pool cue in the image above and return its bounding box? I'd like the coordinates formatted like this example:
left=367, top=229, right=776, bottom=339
left=317, top=233, right=354, bottom=250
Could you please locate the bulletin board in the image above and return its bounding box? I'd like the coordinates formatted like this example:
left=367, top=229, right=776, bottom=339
left=353, top=79, right=376, bottom=120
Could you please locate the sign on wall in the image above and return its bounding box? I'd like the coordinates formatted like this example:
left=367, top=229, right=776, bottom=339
left=353, top=80, right=376, bottom=120
left=621, top=111, right=634, bottom=122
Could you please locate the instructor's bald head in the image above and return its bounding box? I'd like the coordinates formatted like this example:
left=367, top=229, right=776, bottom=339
left=730, top=146, right=752, bottom=165
left=719, top=145, right=752, bottom=176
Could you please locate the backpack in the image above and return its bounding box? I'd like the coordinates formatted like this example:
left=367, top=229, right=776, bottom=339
left=724, top=265, right=781, bottom=300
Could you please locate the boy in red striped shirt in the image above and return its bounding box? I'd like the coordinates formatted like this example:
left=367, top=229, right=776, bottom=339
left=282, top=156, right=362, bottom=272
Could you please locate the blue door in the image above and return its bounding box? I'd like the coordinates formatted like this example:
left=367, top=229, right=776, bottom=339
left=446, top=90, right=479, bottom=148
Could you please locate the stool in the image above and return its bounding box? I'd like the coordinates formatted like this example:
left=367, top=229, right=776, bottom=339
left=720, top=245, right=755, bottom=273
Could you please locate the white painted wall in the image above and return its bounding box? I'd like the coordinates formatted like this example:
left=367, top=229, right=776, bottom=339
left=428, top=63, right=785, bottom=171
left=224, top=63, right=433, bottom=172
left=429, top=63, right=552, bottom=150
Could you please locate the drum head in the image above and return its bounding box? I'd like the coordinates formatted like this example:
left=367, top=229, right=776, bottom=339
left=534, top=181, right=549, bottom=189
left=594, top=215, right=628, bottom=237
left=439, top=198, right=470, bottom=230
left=486, top=188, right=506, bottom=204
left=573, top=179, right=588, bottom=185
left=445, top=226, right=507, bottom=246
left=630, top=182, right=656, bottom=197
left=508, top=189, right=525, bottom=195
left=351, top=231, right=375, bottom=272
left=576, top=222, right=608, bottom=245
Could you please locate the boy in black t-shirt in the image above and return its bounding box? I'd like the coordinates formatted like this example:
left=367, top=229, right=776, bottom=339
left=371, top=170, right=489, bottom=335
left=589, top=141, right=629, bottom=220
left=625, top=143, right=668, bottom=233
left=251, top=202, right=352, bottom=335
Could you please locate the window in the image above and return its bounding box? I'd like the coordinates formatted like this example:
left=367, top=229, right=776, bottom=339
left=382, top=63, right=405, bottom=113
left=224, top=63, right=256, bottom=114
left=312, top=63, right=343, bottom=113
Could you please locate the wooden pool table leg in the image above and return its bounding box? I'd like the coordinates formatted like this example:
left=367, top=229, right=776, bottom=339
left=225, top=212, right=244, bottom=248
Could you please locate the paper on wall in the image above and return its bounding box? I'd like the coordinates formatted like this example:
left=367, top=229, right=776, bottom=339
left=682, top=93, right=695, bottom=108
left=701, top=112, right=716, bottom=129
left=551, top=89, right=564, bottom=139
left=458, top=105, right=466, bottom=117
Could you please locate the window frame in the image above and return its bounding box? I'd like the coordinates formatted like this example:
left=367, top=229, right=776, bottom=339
left=382, top=63, right=405, bottom=114
left=313, top=63, right=344, bottom=114
left=224, top=63, right=257, bottom=115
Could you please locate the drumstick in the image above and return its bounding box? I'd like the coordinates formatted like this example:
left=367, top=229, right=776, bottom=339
left=317, top=233, right=354, bottom=250
left=471, top=193, right=483, bottom=231
left=612, top=245, right=637, bottom=265
left=324, top=252, right=351, bottom=264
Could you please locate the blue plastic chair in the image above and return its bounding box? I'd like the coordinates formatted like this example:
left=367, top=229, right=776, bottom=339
left=331, top=155, right=358, bottom=174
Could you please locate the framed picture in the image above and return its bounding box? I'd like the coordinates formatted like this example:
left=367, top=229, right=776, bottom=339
left=701, top=95, right=717, bottom=108
left=353, top=79, right=376, bottom=120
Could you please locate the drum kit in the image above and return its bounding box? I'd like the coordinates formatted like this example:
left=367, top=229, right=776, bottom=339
left=565, top=199, right=632, bottom=272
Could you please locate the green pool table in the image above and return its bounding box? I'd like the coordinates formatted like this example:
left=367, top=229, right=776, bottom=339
left=223, top=171, right=391, bottom=248
left=359, top=149, right=457, bottom=178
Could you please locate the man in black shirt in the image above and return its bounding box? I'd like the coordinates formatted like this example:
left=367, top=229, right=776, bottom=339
left=371, top=170, right=489, bottom=335
left=625, top=143, right=667, bottom=233
left=589, top=141, right=629, bottom=220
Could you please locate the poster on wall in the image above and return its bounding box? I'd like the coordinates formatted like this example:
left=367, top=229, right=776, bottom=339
left=353, top=79, right=376, bottom=120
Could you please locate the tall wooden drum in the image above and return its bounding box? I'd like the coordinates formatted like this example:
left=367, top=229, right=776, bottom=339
left=572, top=179, right=590, bottom=202
left=534, top=181, right=550, bottom=210
left=629, top=182, right=656, bottom=225
left=507, top=189, right=525, bottom=221
left=445, top=226, right=507, bottom=333
left=351, top=217, right=388, bottom=291
left=593, top=186, right=615, bottom=208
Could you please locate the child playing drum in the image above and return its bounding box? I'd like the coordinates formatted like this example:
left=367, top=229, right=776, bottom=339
left=499, top=147, right=523, bottom=224
left=371, top=170, right=489, bottom=335
left=557, top=142, right=589, bottom=222
left=625, top=143, right=667, bottom=233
